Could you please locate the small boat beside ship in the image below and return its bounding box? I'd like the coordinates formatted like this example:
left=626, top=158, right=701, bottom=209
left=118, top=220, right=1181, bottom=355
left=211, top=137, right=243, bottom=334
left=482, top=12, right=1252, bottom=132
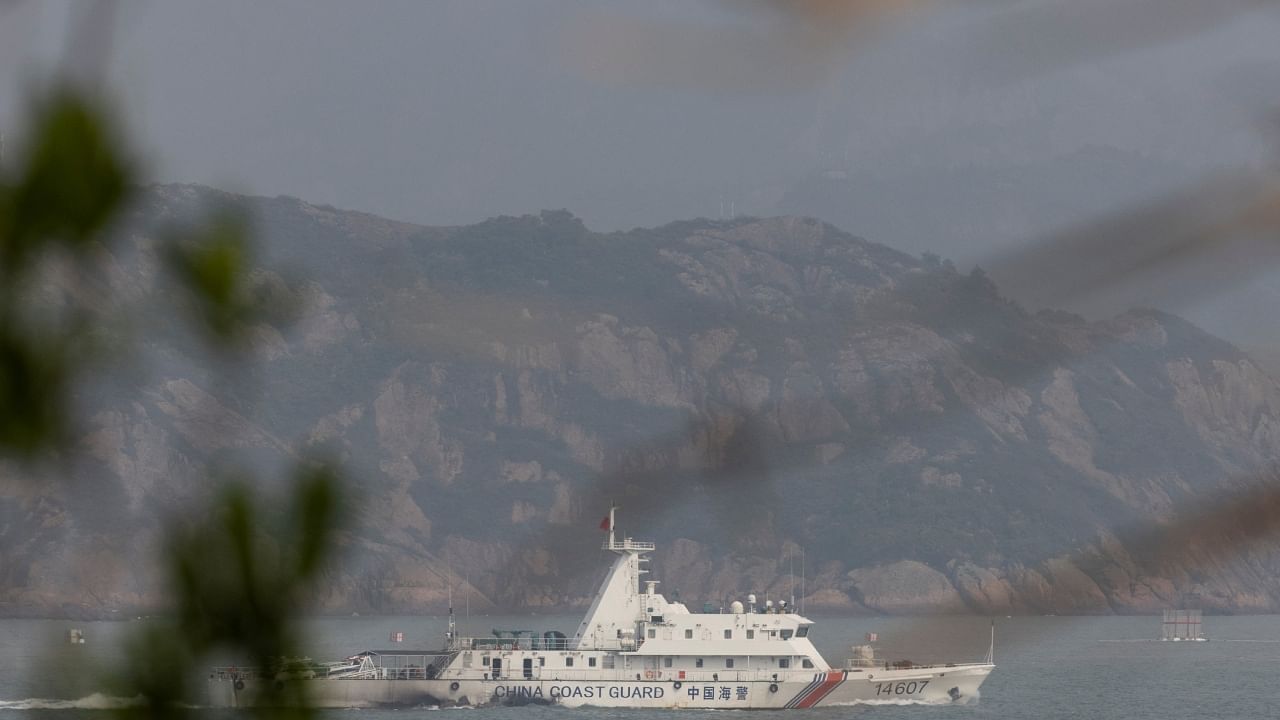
left=209, top=508, right=994, bottom=708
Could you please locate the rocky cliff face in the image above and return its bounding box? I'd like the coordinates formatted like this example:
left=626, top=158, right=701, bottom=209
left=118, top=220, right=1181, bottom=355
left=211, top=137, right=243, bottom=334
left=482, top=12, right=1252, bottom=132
left=3, top=185, right=1280, bottom=617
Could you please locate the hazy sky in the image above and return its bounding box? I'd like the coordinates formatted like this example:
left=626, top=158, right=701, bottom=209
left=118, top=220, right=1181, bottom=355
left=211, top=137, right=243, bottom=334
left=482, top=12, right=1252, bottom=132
left=3, top=0, right=1280, bottom=351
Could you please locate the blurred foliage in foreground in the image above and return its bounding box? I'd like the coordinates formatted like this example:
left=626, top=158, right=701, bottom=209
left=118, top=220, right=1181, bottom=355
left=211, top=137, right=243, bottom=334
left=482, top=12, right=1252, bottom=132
left=115, top=465, right=343, bottom=720
left=1, top=85, right=342, bottom=716
left=0, top=89, right=129, bottom=456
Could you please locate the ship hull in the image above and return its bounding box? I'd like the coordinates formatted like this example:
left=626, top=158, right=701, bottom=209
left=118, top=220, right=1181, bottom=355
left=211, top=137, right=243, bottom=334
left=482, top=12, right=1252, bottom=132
left=208, top=664, right=992, bottom=709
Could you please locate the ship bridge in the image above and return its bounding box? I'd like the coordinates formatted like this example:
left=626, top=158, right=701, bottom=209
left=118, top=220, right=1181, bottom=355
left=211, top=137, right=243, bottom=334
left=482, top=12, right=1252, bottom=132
left=571, top=507, right=826, bottom=672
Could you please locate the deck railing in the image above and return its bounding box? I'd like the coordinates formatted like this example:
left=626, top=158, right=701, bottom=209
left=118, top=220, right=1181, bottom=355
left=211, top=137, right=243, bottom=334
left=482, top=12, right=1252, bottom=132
left=448, top=636, right=636, bottom=652
left=212, top=665, right=821, bottom=684
left=484, top=668, right=817, bottom=683
left=603, top=538, right=655, bottom=552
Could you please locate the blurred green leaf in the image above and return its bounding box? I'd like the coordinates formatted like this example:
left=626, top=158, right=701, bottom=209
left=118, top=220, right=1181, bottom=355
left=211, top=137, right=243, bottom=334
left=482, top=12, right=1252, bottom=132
left=111, top=623, right=197, bottom=719
left=164, top=213, right=272, bottom=349
left=0, top=79, right=348, bottom=720
left=2, top=89, right=130, bottom=276
left=0, top=323, right=74, bottom=456
left=0, top=87, right=131, bottom=456
left=114, top=461, right=345, bottom=719
left=289, top=464, right=341, bottom=577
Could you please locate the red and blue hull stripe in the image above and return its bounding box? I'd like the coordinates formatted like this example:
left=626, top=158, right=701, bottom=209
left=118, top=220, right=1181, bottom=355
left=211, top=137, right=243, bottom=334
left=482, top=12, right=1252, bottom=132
left=783, top=671, right=846, bottom=708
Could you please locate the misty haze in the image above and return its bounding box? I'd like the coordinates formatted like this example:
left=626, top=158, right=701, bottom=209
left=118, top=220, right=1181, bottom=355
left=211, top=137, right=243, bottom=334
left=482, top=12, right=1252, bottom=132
left=2, top=0, right=1280, bottom=717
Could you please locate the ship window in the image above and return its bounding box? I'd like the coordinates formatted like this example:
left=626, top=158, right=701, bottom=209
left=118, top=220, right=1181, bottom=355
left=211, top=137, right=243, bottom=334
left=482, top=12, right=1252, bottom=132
left=565, top=657, right=573, bottom=667
left=695, top=658, right=704, bottom=668
left=725, top=659, right=735, bottom=669
left=779, top=658, right=790, bottom=669
left=589, top=657, right=597, bottom=667
left=797, top=626, right=809, bottom=638
left=724, top=629, right=732, bottom=639
left=781, top=629, right=794, bottom=640
left=603, top=656, right=615, bottom=669
left=746, top=630, right=755, bottom=639
left=648, top=629, right=656, bottom=639
left=663, top=657, right=673, bottom=668
left=685, top=629, right=694, bottom=639
left=802, top=659, right=814, bottom=669
left=482, top=656, right=491, bottom=667
left=539, top=657, right=545, bottom=667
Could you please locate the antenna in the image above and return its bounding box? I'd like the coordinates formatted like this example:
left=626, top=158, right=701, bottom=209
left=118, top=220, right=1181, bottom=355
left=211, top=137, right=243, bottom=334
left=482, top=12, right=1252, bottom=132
left=800, top=547, right=805, bottom=616
left=789, top=549, right=795, bottom=610
left=447, top=579, right=455, bottom=646
left=445, top=548, right=457, bottom=646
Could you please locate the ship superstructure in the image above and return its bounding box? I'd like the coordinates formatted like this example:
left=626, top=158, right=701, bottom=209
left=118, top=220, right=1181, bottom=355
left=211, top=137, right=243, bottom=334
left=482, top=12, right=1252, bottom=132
left=209, top=508, right=994, bottom=708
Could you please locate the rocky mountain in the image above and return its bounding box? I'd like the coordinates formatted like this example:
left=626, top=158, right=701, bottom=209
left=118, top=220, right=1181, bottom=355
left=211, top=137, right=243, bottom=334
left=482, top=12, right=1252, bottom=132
left=3, top=184, right=1280, bottom=618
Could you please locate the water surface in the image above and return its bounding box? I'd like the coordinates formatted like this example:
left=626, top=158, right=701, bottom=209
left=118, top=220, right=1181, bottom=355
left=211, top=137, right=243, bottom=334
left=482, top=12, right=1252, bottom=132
left=2, top=614, right=1276, bottom=719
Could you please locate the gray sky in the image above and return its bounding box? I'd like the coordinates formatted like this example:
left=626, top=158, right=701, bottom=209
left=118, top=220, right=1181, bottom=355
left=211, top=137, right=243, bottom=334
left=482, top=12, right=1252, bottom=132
left=3, top=0, right=1280, bottom=353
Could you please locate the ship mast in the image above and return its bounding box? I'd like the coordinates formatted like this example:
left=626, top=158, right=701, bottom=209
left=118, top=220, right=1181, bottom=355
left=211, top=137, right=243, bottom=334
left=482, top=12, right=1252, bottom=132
left=447, top=582, right=455, bottom=646
left=574, top=505, right=656, bottom=648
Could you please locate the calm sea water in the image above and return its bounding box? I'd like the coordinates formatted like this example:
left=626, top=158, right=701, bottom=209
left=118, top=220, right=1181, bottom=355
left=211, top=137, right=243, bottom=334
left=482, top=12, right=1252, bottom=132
left=2, top=614, right=1277, bottom=719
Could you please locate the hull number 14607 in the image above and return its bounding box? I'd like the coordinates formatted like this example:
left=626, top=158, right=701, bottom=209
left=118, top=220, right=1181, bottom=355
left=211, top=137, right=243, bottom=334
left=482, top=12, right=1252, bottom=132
left=874, top=680, right=928, bottom=696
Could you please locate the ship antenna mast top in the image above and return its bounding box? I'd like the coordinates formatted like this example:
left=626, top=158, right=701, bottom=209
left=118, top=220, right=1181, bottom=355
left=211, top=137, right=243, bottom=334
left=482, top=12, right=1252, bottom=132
left=602, top=505, right=655, bottom=554
left=789, top=549, right=795, bottom=610
left=443, top=546, right=457, bottom=647
left=447, top=582, right=455, bottom=645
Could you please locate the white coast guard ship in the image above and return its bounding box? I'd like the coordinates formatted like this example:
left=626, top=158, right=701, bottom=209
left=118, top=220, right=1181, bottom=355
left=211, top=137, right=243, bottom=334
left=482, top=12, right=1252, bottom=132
left=209, top=508, right=994, bottom=708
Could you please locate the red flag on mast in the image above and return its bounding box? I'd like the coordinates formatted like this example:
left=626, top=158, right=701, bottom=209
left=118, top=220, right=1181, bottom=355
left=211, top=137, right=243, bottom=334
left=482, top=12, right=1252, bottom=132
left=599, top=515, right=611, bottom=531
